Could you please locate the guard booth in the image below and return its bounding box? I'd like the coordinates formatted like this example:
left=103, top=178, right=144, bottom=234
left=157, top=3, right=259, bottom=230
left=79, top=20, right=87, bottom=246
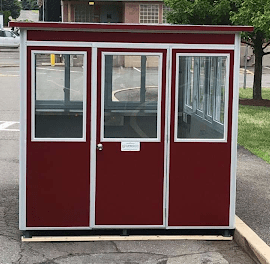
left=11, top=22, right=253, bottom=233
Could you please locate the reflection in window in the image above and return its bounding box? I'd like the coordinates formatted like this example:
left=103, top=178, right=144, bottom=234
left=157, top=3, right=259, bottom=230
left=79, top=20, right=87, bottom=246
left=34, top=53, right=85, bottom=139
left=103, top=54, right=160, bottom=139
left=177, top=56, right=227, bottom=139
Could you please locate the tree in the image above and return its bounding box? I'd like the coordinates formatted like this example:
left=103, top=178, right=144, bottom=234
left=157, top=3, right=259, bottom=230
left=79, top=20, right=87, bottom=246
left=230, top=0, right=270, bottom=100
left=164, top=0, right=270, bottom=100
left=2, top=0, right=21, bottom=20
left=21, top=0, right=39, bottom=10
left=164, top=0, right=236, bottom=25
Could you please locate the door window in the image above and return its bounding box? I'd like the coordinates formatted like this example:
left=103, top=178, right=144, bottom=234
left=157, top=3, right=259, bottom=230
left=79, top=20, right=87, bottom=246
left=32, top=51, right=87, bottom=140
left=101, top=53, right=162, bottom=140
left=175, top=54, right=229, bottom=140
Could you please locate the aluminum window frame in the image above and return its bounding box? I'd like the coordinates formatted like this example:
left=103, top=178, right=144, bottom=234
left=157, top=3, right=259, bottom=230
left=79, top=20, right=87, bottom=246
left=100, top=51, right=163, bottom=142
left=174, top=53, right=230, bottom=143
left=31, top=50, right=87, bottom=142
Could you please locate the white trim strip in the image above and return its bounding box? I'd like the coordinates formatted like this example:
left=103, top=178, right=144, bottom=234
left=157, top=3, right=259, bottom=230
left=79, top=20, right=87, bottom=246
left=26, top=41, right=235, bottom=50
left=30, top=50, right=87, bottom=142
left=22, top=235, right=233, bottom=242
left=167, top=226, right=232, bottom=229
left=93, top=225, right=165, bottom=229
left=100, top=51, right=163, bottom=143
left=24, top=225, right=231, bottom=230
left=25, top=226, right=91, bottom=230
left=19, top=29, right=27, bottom=230
left=173, top=53, right=230, bottom=143
left=165, top=46, right=173, bottom=228
left=90, top=47, right=98, bottom=228
left=229, top=33, right=241, bottom=228
left=163, top=48, right=170, bottom=228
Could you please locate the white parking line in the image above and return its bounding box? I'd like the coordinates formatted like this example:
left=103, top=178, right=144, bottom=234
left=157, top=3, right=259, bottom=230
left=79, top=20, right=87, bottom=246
left=0, top=121, right=20, bottom=131
left=37, top=67, right=82, bottom=73
left=133, top=67, right=141, bottom=73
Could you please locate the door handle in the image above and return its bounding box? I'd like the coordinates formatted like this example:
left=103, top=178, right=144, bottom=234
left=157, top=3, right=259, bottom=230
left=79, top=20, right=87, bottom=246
left=97, top=143, right=103, bottom=151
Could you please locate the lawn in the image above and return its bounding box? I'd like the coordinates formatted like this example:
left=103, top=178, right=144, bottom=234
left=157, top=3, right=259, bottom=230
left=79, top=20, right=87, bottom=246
left=238, top=88, right=270, bottom=163
left=239, top=87, right=270, bottom=100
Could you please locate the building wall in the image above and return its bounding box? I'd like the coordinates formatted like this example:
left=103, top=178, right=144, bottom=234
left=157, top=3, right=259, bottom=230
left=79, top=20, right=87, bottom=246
left=124, top=2, right=140, bottom=23
left=124, top=2, right=164, bottom=24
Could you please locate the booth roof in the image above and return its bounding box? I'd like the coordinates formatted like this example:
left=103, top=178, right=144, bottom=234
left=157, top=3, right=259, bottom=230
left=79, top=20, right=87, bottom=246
left=9, top=22, right=253, bottom=34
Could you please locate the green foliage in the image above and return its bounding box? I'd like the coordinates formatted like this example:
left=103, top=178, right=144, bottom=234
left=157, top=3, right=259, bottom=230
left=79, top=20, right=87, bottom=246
left=230, top=0, right=270, bottom=42
left=2, top=0, right=21, bottom=20
left=2, top=10, right=11, bottom=26
left=164, top=0, right=236, bottom=25
left=21, top=0, right=39, bottom=10
left=238, top=105, right=270, bottom=164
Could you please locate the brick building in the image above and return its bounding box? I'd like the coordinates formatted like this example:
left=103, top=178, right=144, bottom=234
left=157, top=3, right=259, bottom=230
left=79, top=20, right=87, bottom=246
left=61, top=0, right=170, bottom=24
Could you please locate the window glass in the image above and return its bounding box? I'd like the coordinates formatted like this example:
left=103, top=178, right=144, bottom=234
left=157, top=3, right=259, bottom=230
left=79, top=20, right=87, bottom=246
left=5, top=31, right=13, bottom=37
left=140, top=5, right=159, bottom=23
left=177, top=56, right=227, bottom=140
left=34, top=53, right=85, bottom=139
left=74, top=5, right=94, bottom=22
left=103, top=54, right=160, bottom=139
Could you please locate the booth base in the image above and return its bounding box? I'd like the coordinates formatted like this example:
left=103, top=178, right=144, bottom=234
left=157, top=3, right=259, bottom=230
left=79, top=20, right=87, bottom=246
left=22, top=235, right=233, bottom=242
left=21, top=229, right=234, bottom=242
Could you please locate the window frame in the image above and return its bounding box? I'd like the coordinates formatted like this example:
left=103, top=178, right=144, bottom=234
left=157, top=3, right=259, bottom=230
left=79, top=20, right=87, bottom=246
left=31, top=50, right=87, bottom=142
left=100, top=51, right=163, bottom=142
left=174, top=53, right=230, bottom=142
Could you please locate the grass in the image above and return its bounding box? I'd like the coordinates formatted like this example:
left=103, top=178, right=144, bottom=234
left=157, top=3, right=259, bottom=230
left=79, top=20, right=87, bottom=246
left=239, top=87, right=270, bottom=100
left=238, top=88, right=270, bottom=163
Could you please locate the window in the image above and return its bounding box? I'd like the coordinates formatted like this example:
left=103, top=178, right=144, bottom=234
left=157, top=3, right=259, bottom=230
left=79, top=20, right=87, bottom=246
left=102, top=53, right=162, bottom=140
left=140, top=5, right=159, bottom=24
left=5, top=31, right=13, bottom=38
left=74, top=5, right=94, bottom=22
left=176, top=55, right=228, bottom=140
left=33, top=52, right=86, bottom=140
left=163, top=5, right=173, bottom=23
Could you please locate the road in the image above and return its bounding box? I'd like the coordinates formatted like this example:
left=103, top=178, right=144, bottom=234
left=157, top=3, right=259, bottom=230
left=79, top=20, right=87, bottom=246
left=0, top=49, right=265, bottom=263
left=239, top=66, right=270, bottom=88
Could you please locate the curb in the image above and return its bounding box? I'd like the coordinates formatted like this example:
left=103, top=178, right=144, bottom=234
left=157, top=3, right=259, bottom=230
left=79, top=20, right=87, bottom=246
left=235, top=216, right=270, bottom=264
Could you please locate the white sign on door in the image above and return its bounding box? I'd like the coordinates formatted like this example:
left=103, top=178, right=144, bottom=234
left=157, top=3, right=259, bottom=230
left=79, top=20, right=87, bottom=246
left=121, top=142, right=140, bottom=151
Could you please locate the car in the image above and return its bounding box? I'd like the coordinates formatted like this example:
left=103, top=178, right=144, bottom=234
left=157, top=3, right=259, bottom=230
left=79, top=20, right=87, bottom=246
left=0, top=29, right=20, bottom=48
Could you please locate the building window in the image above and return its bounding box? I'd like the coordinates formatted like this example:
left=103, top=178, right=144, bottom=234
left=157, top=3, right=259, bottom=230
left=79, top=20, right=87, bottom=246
left=163, top=5, right=173, bottom=23
left=74, top=5, right=94, bottom=22
left=140, top=5, right=159, bottom=24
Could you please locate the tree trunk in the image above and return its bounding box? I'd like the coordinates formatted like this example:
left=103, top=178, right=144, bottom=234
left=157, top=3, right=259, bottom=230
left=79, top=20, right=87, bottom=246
left=253, top=36, right=263, bottom=100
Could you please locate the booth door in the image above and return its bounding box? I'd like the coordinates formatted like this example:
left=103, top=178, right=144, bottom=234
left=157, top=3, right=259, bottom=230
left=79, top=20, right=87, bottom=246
left=169, top=50, right=233, bottom=227
left=95, top=50, right=167, bottom=227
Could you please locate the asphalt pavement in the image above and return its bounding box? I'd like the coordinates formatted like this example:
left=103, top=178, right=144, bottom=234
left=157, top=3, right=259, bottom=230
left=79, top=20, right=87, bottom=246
left=0, top=48, right=269, bottom=263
